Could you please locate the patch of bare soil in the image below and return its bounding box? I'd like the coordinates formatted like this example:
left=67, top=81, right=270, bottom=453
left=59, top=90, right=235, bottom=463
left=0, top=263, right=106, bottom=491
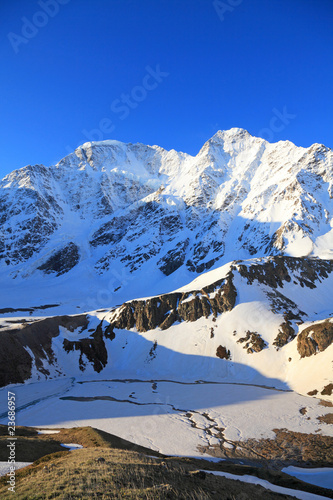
left=319, top=399, right=333, bottom=407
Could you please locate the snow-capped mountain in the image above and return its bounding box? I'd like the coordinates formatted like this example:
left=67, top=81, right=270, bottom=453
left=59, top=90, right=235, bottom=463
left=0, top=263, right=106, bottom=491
left=1, top=130, right=332, bottom=469
left=0, top=129, right=333, bottom=395
left=1, top=128, right=333, bottom=311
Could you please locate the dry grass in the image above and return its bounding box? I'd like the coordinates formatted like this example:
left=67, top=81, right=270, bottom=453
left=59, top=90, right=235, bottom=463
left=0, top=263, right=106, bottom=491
left=0, top=425, right=159, bottom=463
left=1, top=425, right=332, bottom=499
left=0, top=446, right=298, bottom=500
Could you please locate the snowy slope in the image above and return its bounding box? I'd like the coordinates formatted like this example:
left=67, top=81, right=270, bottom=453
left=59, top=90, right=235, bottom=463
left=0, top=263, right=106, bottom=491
left=1, top=128, right=333, bottom=312
left=1, top=256, right=332, bottom=401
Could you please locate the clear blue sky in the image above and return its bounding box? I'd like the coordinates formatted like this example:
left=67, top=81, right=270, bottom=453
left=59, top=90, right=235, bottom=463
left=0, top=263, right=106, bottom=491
left=1, top=0, right=332, bottom=178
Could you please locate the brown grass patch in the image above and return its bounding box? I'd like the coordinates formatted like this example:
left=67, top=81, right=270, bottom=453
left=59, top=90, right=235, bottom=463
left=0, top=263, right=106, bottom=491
left=317, top=413, right=333, bottom=424
left=0, top=447, right=304, bottom=500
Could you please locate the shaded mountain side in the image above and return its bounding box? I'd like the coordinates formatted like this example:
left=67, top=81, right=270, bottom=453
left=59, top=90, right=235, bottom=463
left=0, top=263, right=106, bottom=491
left=0, top=270, right=236, bottom=387
left=0, top=315, right=88, bottom=386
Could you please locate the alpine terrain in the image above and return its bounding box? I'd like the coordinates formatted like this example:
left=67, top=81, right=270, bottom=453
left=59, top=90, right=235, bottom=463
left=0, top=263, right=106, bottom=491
left=0, top=128, right=332, bottom=497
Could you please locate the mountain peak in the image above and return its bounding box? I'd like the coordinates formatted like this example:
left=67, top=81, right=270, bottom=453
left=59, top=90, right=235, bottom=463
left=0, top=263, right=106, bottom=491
left=200, top=128, right=255, bottom=152
left=217, top=127, right=251, bottom=137
left=1, top=129, right=333, bottom=310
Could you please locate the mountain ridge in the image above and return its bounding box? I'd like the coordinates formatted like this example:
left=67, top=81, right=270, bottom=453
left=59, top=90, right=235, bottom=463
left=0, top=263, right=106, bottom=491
left=1, top=128, right=332, bottom=314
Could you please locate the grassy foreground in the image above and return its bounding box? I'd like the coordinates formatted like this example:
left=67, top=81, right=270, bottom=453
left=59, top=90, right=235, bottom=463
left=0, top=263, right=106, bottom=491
left=0, top=446, right=301, bottom=500
left=0, top=426, right=332, bottom=499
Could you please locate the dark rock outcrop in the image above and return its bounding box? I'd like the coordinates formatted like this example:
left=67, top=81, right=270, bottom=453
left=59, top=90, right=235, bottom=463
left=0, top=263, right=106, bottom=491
left=37, top=242, right=80, bottom=276
left=237, top=331, right=267, bottom=353
left=89, top=215, right=129, bottom=247
left=238, top=257, right=333, bottom=289
left=158, top=239, right=189, bottom=276
left=0, top=315, right=88, bottom=387
left=321, top=383, right=333, bottom=396
left=273, top=315, right=296, bottom=348
left=216, top=345, right=231, bottom=360
left=178, top=294, right=211, bottom=322
left=109, top=270, right=237, bottom=334
left=63, top=320, right=110, bottom=372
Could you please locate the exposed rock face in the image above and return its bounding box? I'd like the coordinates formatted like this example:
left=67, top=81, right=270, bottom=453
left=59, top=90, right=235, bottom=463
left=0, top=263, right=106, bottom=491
left=157, top=239, right=189, bottom=276
left=110, top=270, right=237, bottom=334
left=265, top=289, right=304, bottom=318
left=308, top=384, right=333, bottom=397
left=216, top=345, right=231, bottom=360
left=297, top=336, right=317, bottom=358
left=0, top=315, right=88, bottom=387
left=186, top=241, right=224, bottom=274
left=63, top=320, right=114, bottom=372
left=321, top=384, right=333, bottom=396
left=89, top=216, right=129, bottom=247
left=237, top=257, right=333, bottom=289
left=237, top=331, right=267, bottom=353
left=317, top=413, right=333, bottom=424
left=273, top=315, right=296, bottom=348
left=297, top=320, right=333, bottom=358
left=37, top=242, right=80, bottom=276
left=0, top=165, right=61, bottom=265
left=178, top=293, right=211, bottom=322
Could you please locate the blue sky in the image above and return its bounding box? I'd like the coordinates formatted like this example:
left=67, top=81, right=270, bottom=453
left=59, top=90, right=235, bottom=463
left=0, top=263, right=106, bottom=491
left=1, top=0, right=332, bottom=178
